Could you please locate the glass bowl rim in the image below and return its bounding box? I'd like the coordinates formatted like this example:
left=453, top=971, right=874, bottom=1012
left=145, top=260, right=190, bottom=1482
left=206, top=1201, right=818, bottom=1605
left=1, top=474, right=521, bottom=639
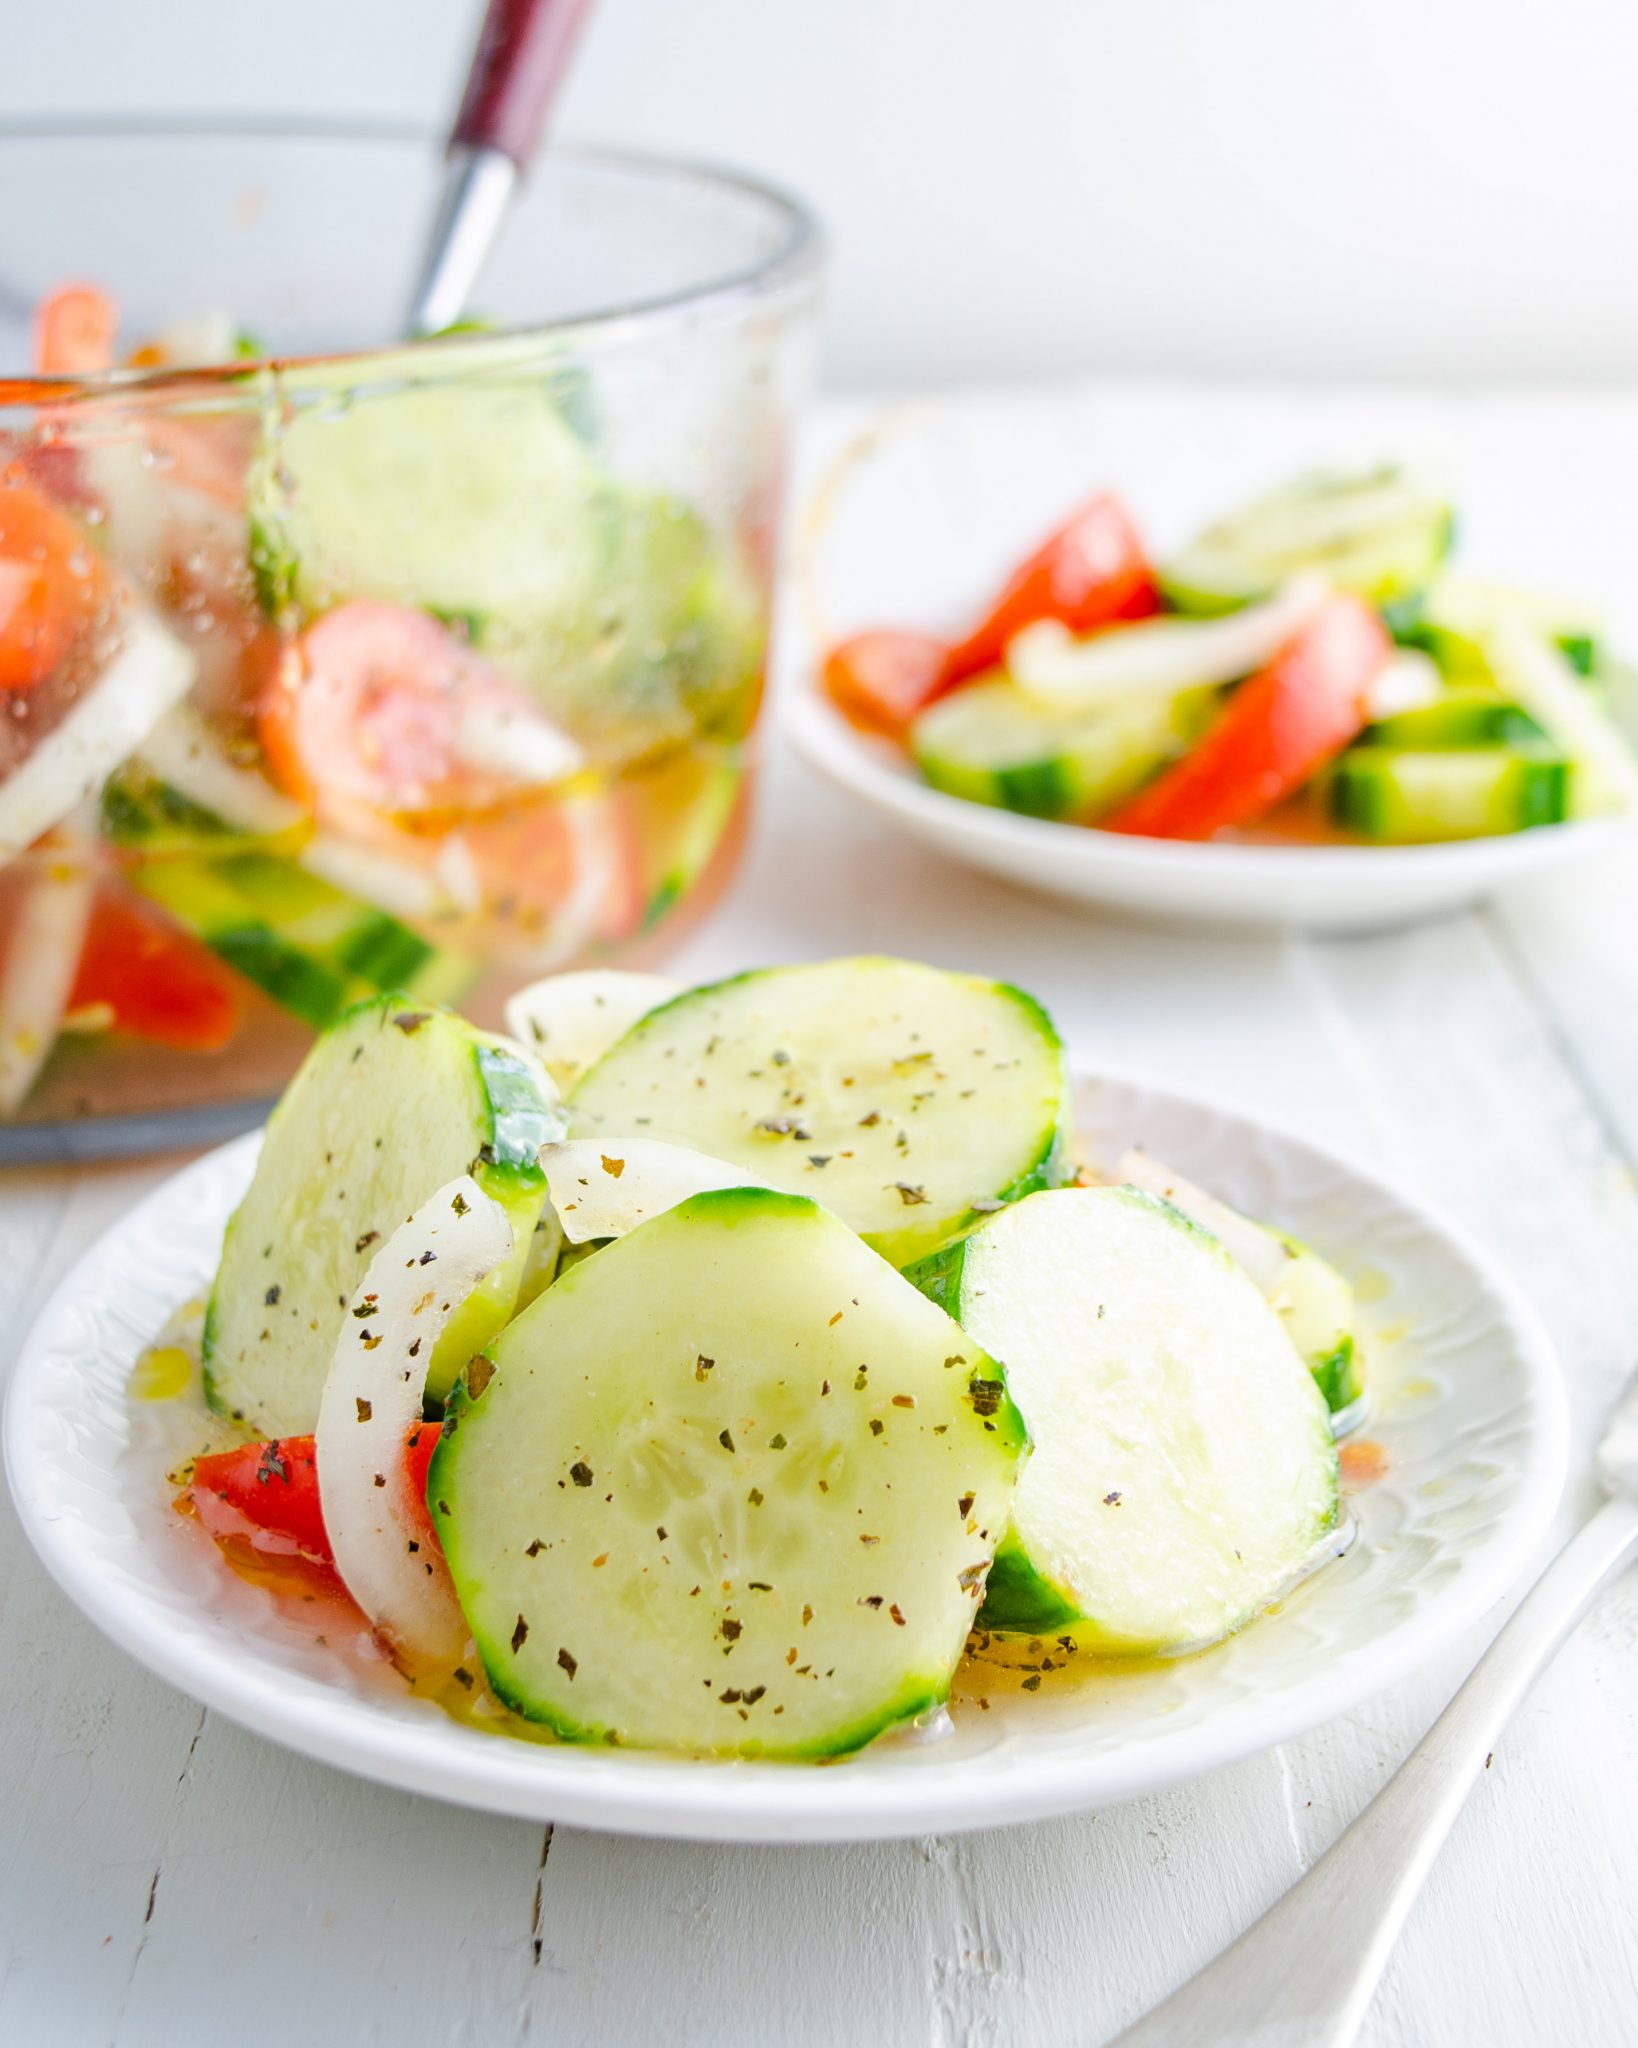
left=0, top=115, right=824, bottom=403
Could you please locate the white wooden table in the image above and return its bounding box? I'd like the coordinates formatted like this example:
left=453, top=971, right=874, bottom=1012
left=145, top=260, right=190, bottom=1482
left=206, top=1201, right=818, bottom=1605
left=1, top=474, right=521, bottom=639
left=4, top=386, right=1638, bottom=2048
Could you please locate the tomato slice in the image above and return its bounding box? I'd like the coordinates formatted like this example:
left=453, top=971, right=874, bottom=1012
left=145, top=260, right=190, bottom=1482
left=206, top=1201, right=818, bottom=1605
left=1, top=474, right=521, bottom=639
left=0, top=476, right=112, bottom=691
left=69, top=887, right=241, bottom=1051
left=1103, top=594, right=1391, bottom=841
left=823, top=630, right=953, bottom=736
left=260, top=602, right=579, bottom=831
left=189, top=1422, right=443, bottom=1567
left=33, top=283, right=118, bottom=376
left=944, top=493, right=1159, bottom=684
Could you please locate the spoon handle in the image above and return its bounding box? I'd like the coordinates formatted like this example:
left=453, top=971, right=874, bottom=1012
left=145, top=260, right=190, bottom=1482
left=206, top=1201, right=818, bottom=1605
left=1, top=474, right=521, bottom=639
left=451, top=0, right=599, bottom=169
left=1108, top=1493, right=1638, bottom=2048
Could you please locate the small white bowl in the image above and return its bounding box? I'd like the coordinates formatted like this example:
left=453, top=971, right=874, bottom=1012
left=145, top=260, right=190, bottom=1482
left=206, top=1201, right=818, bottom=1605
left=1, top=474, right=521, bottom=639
left=788, top=396, right=1634, bottom=932
left=788, top=686, right=1628, bottom=933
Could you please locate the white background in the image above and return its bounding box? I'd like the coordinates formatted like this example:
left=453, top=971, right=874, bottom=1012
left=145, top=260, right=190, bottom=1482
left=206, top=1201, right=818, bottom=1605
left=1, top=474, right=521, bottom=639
left=4, top=0, right=1633, bottom=388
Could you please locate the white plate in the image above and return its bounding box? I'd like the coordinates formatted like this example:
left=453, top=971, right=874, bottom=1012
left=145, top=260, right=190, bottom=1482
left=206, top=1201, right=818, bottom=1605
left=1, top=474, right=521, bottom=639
left=788, top=397, right=1635, bottom=932
left=5, top=1070, right=1566, bottom=1843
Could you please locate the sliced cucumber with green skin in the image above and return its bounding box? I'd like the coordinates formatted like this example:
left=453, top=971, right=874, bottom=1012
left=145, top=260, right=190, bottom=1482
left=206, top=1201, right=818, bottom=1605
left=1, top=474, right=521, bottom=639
left=429, top=1186, right=1026, bottom=1758
left=642, top=752, right=744, bottom=931
left=905, top=1186, right=1338, bottom=1651
left=1329, top=744, right=1572, bottom=842
left=909, top=676, right=1217, bottom=820
left=568, top=956, right=1071, bottom=1267
left=1408, top=579, right=1604, bottom=683
left=1272, top=1247, right=1365, bottom=1416
left=250, top=377, right=763, bottom=770
left=101, top=766, right=285, bottom=858
left=1111, top=1149, right=1363, bottom=1417
left=1481, top=624, right=1638, bottom=819
left=133, top=852, right=472, bottom=1027
left=248, top=378, right=613, bottom=630
left=1363, top=688, right=1547, bottom=751
left=204, top=995, right=562, bottom=1434
left=1160, top=468, right=1453, bottom=617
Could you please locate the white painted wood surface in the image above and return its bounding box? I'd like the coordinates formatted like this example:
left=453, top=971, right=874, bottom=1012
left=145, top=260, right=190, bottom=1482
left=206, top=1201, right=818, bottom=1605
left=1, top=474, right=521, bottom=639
left=4, top=386, right=1638, bottom=2047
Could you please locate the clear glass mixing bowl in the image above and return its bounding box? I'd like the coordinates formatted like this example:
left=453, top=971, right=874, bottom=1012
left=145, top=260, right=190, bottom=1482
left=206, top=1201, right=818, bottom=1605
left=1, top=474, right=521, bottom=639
left=0, top=122, right=820, bottom=1158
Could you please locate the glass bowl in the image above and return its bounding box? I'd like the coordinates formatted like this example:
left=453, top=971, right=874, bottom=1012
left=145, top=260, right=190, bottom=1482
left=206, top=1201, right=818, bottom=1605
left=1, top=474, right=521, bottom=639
left=0, top=121, right=821, bottom=1159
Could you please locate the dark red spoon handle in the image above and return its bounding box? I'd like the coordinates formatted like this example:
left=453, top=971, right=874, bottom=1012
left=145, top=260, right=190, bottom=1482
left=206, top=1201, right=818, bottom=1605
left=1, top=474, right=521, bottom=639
left=450, top=0, right=598, bottom=169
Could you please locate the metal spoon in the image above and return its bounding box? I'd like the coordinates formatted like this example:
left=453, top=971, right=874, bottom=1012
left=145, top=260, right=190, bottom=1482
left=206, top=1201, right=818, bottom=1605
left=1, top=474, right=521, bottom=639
left=1108, top=1366, right=1638, bottom=2048
left=407, top=0, right=598, bottom=337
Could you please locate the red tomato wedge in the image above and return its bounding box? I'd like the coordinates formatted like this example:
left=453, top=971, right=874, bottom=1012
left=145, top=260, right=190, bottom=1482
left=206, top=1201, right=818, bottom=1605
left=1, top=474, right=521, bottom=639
left=944, top=492, right=1159, bottom=684
left=823, top=630, right=953, bottom=736
left=259, top=602, right=579, bottom=830
left=1103, top=594, right=1391, bottom=841
left=189, top=1423, right=443, bottom=1567
left=33, top=283, right=119, bottom=375
left=0, top=476, right=113, bottom=691
left=69, top=886, right=241, bottom=1051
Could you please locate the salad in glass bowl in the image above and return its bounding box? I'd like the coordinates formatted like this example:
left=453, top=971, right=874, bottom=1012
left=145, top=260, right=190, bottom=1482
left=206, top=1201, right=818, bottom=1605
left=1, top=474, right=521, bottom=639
left=0, top=128, right=818, bottom=1155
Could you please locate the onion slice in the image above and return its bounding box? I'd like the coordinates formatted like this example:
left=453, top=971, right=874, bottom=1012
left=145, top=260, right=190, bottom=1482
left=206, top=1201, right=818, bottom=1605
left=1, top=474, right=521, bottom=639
left=1111, top=1148, right=1291, bottom=1294
left=1007, top=573, right=1329, bottom=710
left=315, top=1174, right=513, bottom=1671
left=504, top=968, right=682, bottom=1090
left=1365, top=647, right=1443, bottom=721
left=539, top=1137, right=769, bottom=1244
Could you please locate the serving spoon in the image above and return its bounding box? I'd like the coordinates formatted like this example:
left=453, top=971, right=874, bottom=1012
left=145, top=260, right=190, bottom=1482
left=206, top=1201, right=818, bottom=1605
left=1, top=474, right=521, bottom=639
left=407, top=0, right=598, bottom=336
left=1108, top=1364, right=1638, bottom=2048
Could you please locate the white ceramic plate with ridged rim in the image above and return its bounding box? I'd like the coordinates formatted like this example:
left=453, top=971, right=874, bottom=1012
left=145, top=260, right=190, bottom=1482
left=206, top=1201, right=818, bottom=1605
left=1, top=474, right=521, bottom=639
left=5, top=1067, right=1566, bottom=1843
left=788, top=398, right=1636, bottom=933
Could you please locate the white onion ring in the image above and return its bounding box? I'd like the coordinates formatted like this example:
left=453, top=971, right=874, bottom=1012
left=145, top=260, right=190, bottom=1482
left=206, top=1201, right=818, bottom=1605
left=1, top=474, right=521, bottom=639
left=503, top=968, right=681, bottom=1090
left=1007, top=573, right=1329, bottom=709
left=539, top=1138, right=769, bottom=1244
left=315, top=1174, right=513, bottom=1672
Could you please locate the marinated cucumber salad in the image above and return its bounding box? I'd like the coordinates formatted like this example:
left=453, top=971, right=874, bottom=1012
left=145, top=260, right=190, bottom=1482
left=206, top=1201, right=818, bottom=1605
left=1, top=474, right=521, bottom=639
left=824, top=470, right=1638, bottom=846
left=162, top=955, right=1366, bottom=1761
left=0, top=285, right=765, bottom=1125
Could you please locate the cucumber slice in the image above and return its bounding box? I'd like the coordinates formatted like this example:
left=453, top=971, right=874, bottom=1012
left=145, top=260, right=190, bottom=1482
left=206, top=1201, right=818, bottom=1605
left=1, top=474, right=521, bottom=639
left=204, top=995, right=562, bottom=1434
left=1482, top=624, right=1638, bottom=819
left=429, top=1187, right=1027, bottom=1757
left=568, top=956, right=1071, bottom=1266
left=134, top=852, right=472, bottom=1027
left=101, top=763, right=286, bottom=857
left=909, top=675, right=1216, bottom=820
left=1363, top=688, right=1547, bottom=751
left=248, top=378, right=611, bottom=632
left=249, top=379, right=763, bottom=770
left=1410, top=578, right=1605, bottom=682
left=1160, top=468, right=1453, bottom=617
left=1329, top=744, right=1573, bottom=842
left=641, top=751, right=743, bottom=931
left=1270, top=1244, right=1365, bottom=1417
left=905, top=1186, right=1338, bottom=1651
left=1112, top=1149, right=1362, bottom=1416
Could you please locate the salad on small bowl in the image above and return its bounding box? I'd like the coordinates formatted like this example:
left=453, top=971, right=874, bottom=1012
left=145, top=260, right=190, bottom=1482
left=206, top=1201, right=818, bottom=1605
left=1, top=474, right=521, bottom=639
left=799, top=452, right=1638, bottom=930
